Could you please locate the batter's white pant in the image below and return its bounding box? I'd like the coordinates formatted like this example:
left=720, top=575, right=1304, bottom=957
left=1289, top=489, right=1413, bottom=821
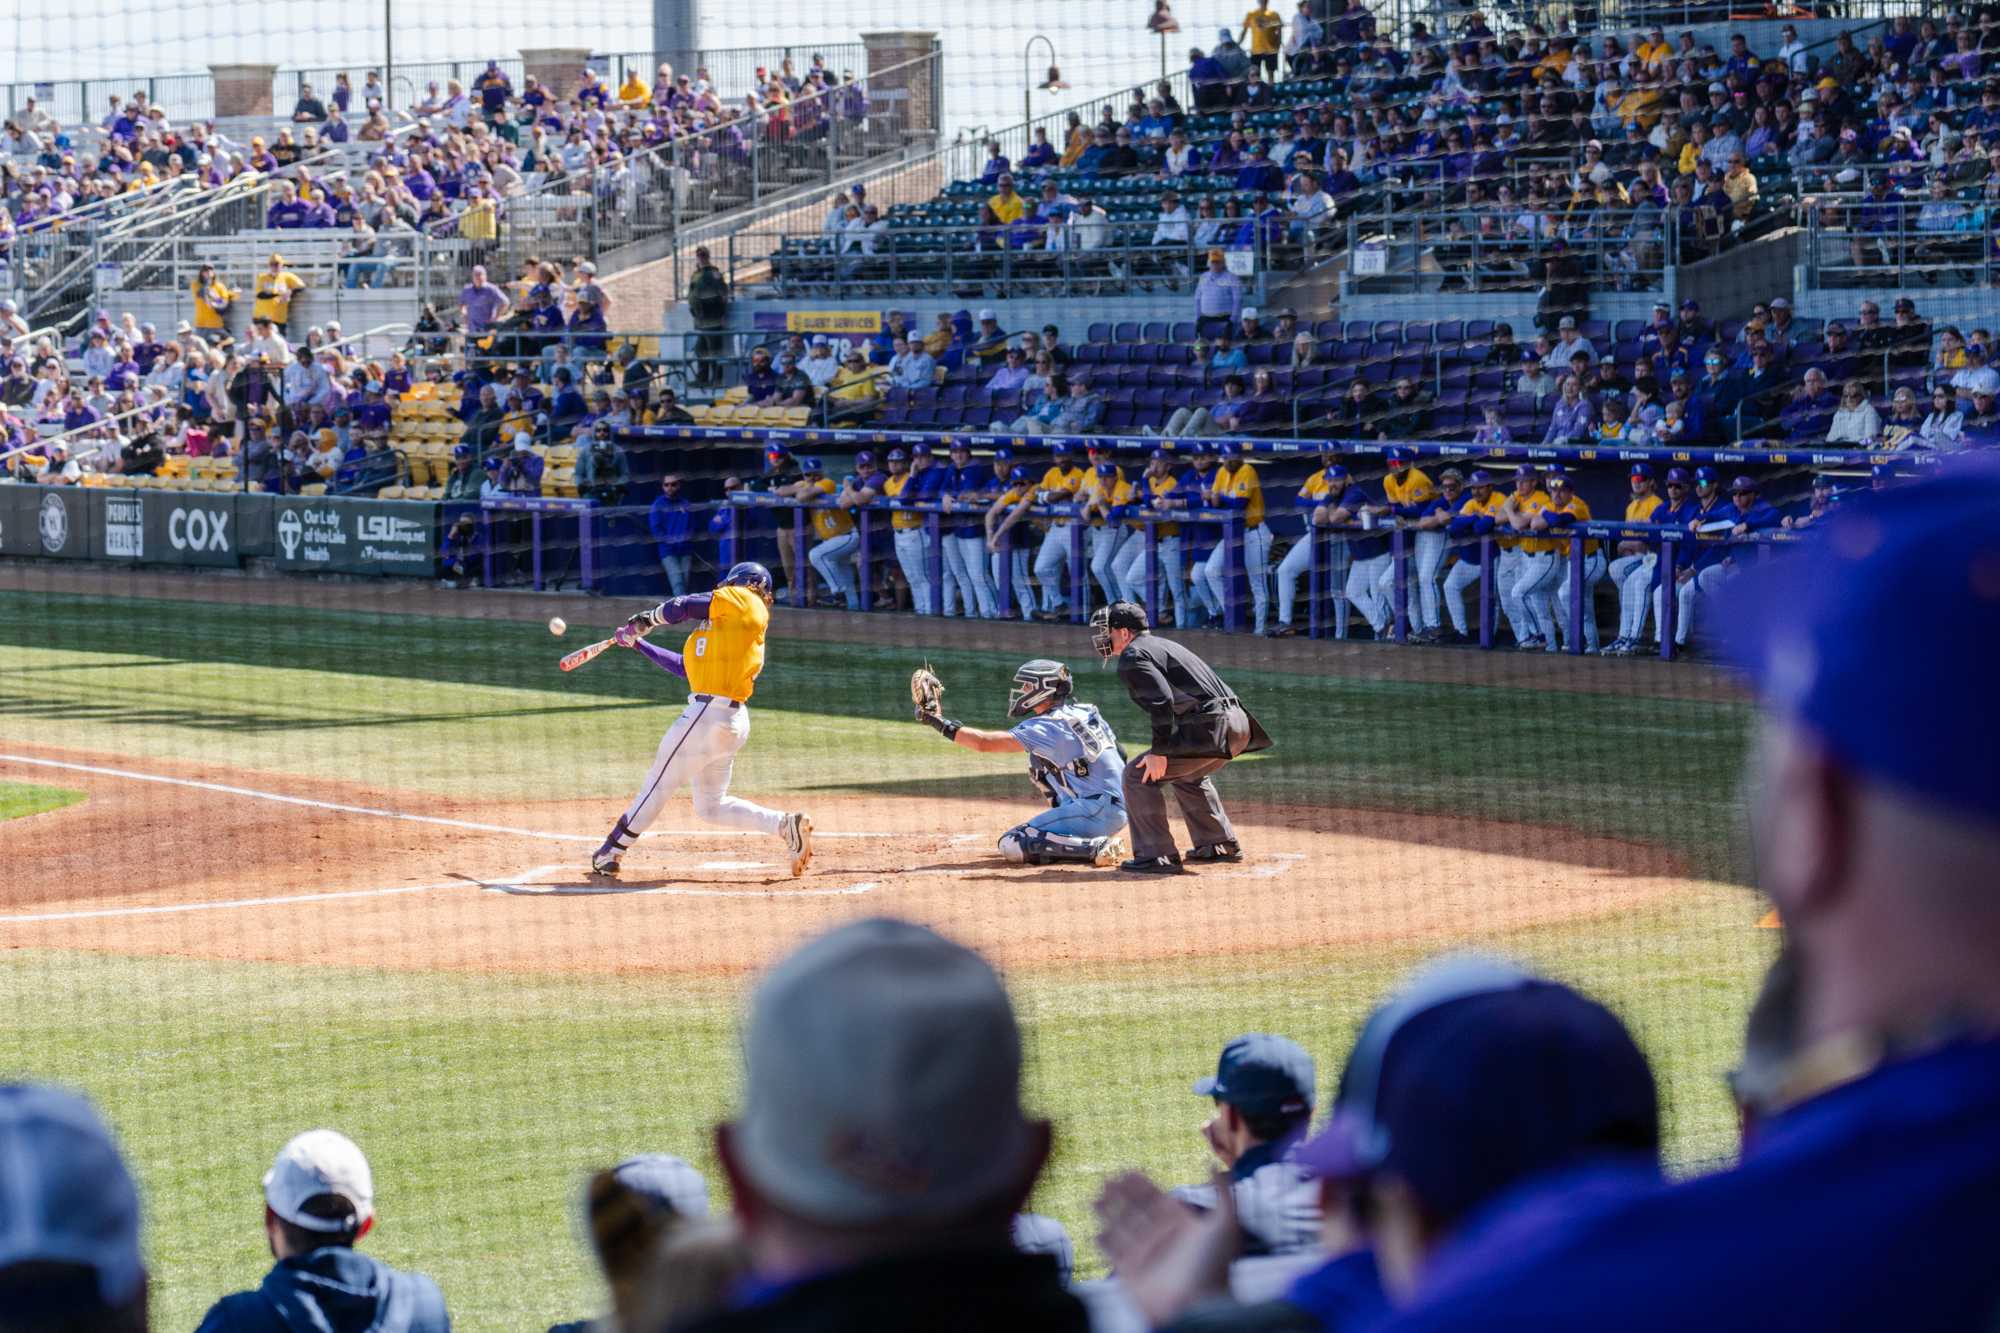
left=1551, top=550, right=1608, bottom=652
left=1502, top=550, right=1558, bottom=647
left=1111, top=533, right=1186, bottom=624
left=948, top=533, right=999, bottom=618
left=1653, top=561, right=1733, bottom=646
left=809, top=532, right=861, bottom=609
left=893, top=527, right=935, bottom=614
left=1034, top=523, right=1073, bottom=611
left=1350, top=553, right=1394, bottom=635
left=1200, top=523, right=1271, bottom=632
left=1088, top=526, right=1129, bottom=604
left=621, top=696, right=785, bottom=840
left=1609, top=552, right=1657, bottom=641
left=992, top=546, right=1035, bottom=617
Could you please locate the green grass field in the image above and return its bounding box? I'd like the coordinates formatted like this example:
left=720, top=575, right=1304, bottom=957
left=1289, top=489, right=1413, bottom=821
left=0, top=590, right=1772, bottom=1330
left=0, top=780, right=85, bottom=822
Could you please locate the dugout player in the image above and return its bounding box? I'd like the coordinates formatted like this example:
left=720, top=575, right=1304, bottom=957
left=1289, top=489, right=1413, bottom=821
left=914, top=660, right=1129, bottom=867
left=1375, top=459, right=2000, bottom=1333
left=1092, top=601, right=1271, bottom=874
left=588, top=563, right=813, bottom=881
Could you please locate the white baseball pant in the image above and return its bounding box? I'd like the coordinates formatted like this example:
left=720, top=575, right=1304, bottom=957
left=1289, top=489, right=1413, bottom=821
left=1652, top=561, right=1733, bottom=646
left=1501, top=550, right=1558, bottom=646
left=1088, top=526, right=1129, bottom=604
left=1200, top=523, right=1272, bottom=632
left=620, top=696, right=784, bottom=839
left=1349, top=553, right=1394, bottom=635
left=1111, top=533, right=1186, bottom=624
left=809, top=532, right=861, bottom=609
left=992, top=547, right=1036, bottom=617
left=1551, top=550, right=1609, bottom=652
left=1609, top=552, right=1657, bottom=641
left=893, top=527, right=935, bottom=614
left=1033, top=523, right=1073, bottom=612
left=949, top=533, right=999, bottom=618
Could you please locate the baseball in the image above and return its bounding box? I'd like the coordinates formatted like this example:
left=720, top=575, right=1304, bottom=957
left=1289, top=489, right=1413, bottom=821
left=548, top=616, right=567, bottom=637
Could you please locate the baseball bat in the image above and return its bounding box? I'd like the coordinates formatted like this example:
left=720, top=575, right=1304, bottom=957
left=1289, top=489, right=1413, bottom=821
left=559, top=636, right=618, bottom=673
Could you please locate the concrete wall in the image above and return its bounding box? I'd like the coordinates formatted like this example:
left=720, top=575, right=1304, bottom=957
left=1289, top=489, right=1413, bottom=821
left=104, top=287, right=416, bottom=357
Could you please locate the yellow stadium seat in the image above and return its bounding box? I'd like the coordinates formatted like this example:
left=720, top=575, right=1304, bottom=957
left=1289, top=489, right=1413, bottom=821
left=301, top=482, right=327, bottom=496
left=781, top=407, right=811, bottom=427
left=549, top=445, right=577, bottom=466
left=721, top=387, right=748, bottom=405
left=160, top=455, right=190, bottom=477
left=379, top=485, right=405, bottom=499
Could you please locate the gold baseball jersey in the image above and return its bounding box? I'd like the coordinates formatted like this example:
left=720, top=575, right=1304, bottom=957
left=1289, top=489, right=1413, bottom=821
left=684, top=584, right=768, bottom=702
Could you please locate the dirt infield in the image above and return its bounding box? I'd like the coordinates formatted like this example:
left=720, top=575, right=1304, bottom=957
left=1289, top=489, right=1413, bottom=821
left=0, top=564, right=1741, bottom=701
left=1, top=743, right=1699, bottom=977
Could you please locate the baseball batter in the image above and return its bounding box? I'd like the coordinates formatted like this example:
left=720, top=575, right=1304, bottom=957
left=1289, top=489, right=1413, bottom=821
left=913, top=660, right=1129, bottom=866
left=589, top=562, right=813, bottom=880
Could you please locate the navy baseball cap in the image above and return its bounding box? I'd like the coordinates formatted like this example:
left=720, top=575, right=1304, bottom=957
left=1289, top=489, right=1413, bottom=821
left=1629, top=463, right=1654, bottom=479
left=1009, top=464, right=1030, bottom=482
left=1468, top=469, right=1494, bottom=485
left=855, top=450, right=875, bottom=465
left=1149, top=447, right=1174, bottom=461
left=1695, top=465, right=1720, bottom=485
left=1544, top=463, right=1572, bottom=485
left=799, top=455, right=824, bottom=473
left=1051, top=442, right=1073, bottom=456
left=1720, top=457, right=2000, bottom=823
left=1666, top=467, right=1692, bottom=484
left=1217, top=441, right=1242, bottom=458
left=1297, top=956, right=1659, bottom=1225
left=452, top=443, right=471, bottom=459
left=1385, top=446, right=1411, bottom=466
left=1095, top=461, right=1117, bottom=477
left=911, top=443, right=933, bottom=457
left=887, top=448, right=907, bottom=461
left=1193, top=1033, right=1315, bottom=1117
left=1730, top=475, right=1759, bottom=494
left=994, top=446, right=1015, bottom=462
left=1324, top=464, right=1350, bottom=480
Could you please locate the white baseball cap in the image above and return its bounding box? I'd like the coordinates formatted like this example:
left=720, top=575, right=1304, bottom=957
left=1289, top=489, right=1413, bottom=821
left=1242, top=306, right=1260, bottom=319
left=978, top=308, right=998, bottom=321
left=730, top=918, right=1036, bottom=1226
left=608, top=1154, right=709, bottom=1219
left=513, top=431, right=534, bottom=450
left=263, top=1129, right=375, bottom=1232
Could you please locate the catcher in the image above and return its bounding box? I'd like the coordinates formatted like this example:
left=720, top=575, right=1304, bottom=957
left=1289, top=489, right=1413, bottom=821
left=911, top=661, right=1129, bottom=867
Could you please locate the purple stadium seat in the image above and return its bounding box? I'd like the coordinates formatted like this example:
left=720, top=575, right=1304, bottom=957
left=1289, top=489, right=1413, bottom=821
left=992, top=391, right=1021, bottom=417
left=1088, top=321, right=1112, bottom=343
left=1136, top=387, right=1167, bottom=416
left=1171, top=321, right=1196, bottom=343
left=1465, top=320, right=1496, bottom=341
left=1360, top=359, right=1393, bottom=383
left=1373, top=319, right=1404, bottom=342
left=1582, top=319, right=1611, bottom=342
left=1246, top=342, right=1277, bottom=365
left=1718, top=319, right=1745, bottom=345
left=1142, top=321, right=1170, bottom=342
left=1103, top=403, right=1137, bottom=433
left=1113, top=321, right=1141, bottom=344
left=1435, top=320, right=1464, bottom=344
left=1613, top=320, right=1645, bottom=342
left=939, top=384, right=967, bottom=405
left=1344, top=319, right=1374, bottom=341
left=1404, top=321, right=1435, bottom=344
left=1073, top=342, right=1106, bottom=366
left=1295, top=367, right=1328, bottom=392
left=1312, top=319, right=1340, bottom=340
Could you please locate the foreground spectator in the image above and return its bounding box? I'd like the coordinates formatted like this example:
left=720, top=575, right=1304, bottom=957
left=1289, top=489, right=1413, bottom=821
left=1173, top=1034, right=1320, bottom=1256
left=1097, top=956, right=1661, bottom=1333
left=194, top=1129, right=448, bottom=1332
left=1377, top=462, right=2000, bottom=1332
left=0, top=1085, right=148, bottom=1333
left=681, top=917, right=1085, bottom=1332
left=549, top=1155, right=729, bottom=1333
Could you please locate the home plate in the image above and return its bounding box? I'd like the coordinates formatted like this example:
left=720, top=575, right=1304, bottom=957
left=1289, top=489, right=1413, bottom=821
left=697, top=860, right=772, bottom=871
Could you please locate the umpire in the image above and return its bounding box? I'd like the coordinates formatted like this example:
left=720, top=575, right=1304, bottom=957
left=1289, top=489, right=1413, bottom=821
left=1093, top=602, right=1271, bottom=874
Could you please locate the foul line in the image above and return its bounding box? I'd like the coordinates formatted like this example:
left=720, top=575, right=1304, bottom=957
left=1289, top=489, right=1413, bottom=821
left=0, top=879, right=467, bottom=924
left=0, top=754, right=890, bottom=841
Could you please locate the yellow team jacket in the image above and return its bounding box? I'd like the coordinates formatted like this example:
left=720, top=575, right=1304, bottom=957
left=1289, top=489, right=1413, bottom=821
left=882, top=471, right=923, bottom=530
left=1214, top=461, right=1264, bottom=528
left=1038, top=464, right=1086, bottom=516
left=806, top=476, right=853, bottom=540
left=1545, top=494, right=1599, bottom=556
left=684, top=584, right=768, bottom=702
left=1625, top=493, right=1664, bottom=523
left=1138, top=472, right=1181, bottom=537
left=1076, top=467, right=1125, bottom=527
left=1384, top=466, right=1437, bottom=508
left=1497, top=488, right=1552, bottom=551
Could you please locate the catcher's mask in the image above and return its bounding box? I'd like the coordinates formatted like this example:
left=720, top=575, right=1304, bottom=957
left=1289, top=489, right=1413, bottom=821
left=1090, top=601, right=1149, bottom=661
left=1008, top=659, right=1074, bottom=718
left=720, top=561, right=775, bottom=605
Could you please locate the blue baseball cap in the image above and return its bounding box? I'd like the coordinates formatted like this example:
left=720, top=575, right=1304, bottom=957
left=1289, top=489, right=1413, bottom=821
left=887, top=447, right=907, bottom=461
left=1544, top=463, right=1571, bottom=483
left=0, top=1086, right=145, bottom=1316
left=1193, top=1033, right=1315, bottom=1117
left=994, top=446, right=1015, bottom=462
left=1008, top=464, right=1030, bottom=482
left=452, top=443, right=471, bottom=459
left=1051, top=442, right=1073, bottom=456
left=1695, top=465, right=1720, bottom=484
left=799, top=455, right=824, bottom=473
left=1385, top=445, right=1411, bottom=465
left=482, top=455, right=501, bottom=471
left=1468, top=468, right=1495, bottom=485
left=1217, top=441, right=1242, bottom=458
left=1730, top=475, right=1759, bottom=494
left=1666, top=466, right=1693, bottom=484
left=1720, top=457, right=2000, bottom=823
left=1297, top=956, right=1659, bottom=1225
left=1629, top=462, right=1654, bottom=479
left=911, top=443, right=933, bottom=457
left=1095, top=461, right=1117, bottom=477
left=1324, top=464, right=1350, bottom=480
left=854, top=450, right=875, bottom=465
left=1149, top=447, right=1174, bottom=461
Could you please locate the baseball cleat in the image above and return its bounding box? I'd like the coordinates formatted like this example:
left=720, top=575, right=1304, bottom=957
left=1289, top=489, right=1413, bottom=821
left=1185, top=841, right=1243, bottom=864
left=1117, top=854, right=1188, bottom=875
left=783, top=813, right=814, bottom=877
left=1092, top=835, right=1129, bottom=868
left=588, top=849, right=621, bottom=879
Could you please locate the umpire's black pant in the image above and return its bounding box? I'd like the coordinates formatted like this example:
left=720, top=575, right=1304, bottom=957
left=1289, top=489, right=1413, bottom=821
left=1122, top=706, right=1251, bottom=859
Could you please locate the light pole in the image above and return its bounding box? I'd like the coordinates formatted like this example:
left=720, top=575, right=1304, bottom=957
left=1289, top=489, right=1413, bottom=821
left=1023, top=34, right=1056, bottom=132
left=383, top=0, right=394, bottom=114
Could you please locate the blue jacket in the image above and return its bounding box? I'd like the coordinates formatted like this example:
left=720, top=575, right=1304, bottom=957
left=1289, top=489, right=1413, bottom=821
left=195, top=1247, right=449, bottom=1333
left=650, top=495, right=695, bottom=557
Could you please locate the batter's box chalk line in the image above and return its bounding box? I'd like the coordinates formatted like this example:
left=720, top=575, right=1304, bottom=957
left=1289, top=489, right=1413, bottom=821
left=465, top=866, right=881, bottom=899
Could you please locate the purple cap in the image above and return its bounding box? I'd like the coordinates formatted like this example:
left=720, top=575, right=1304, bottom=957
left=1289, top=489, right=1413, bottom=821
left=1468, top=469, right=1495, bottom=485
left=1149, top=446, right=1174, bottom=461
left=1730, top=475, right=1760, bottom=494
left=1666, top=467, right=1692, bottom=484
left=994, top=446, right=1015, bottom=462
left=1324, top=464, right=1350, bottom=480
left=1295, top=956, right=1658, bottom=1224
left=1095, top=461, right=1117, bottom=477
left=1695, top=465, right=1720, bottom=484
left=1051, top=442, right=1072, bottom=456
left=911, top=443, right=932, bottom=457
left=1217, top=441, right=1242, bottom=458
left=855, top=450, right=875, bottom=465
left=1721, top=457, right=2000, bottom=822
left=887, top=447, right=907, bottom=461
left=1630, top=463, right=1654, bottom=479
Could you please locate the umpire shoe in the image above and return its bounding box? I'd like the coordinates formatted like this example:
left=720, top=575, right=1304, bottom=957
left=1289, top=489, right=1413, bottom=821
left=1185, top=841, right=1243, bottom=864
left=1118, top=854, right=1188, bottom=875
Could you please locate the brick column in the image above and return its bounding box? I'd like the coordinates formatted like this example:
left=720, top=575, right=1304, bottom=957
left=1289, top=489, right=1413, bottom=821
left=519, top=48, right=596, bottom=105
left=209, top=64, right=278, bottom=119
left=860, top=31, right=938, bottom=134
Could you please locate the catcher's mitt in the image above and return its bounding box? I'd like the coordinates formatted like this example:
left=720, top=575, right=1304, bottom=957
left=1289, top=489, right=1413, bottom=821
left=910, top=666, right=945, bottom=721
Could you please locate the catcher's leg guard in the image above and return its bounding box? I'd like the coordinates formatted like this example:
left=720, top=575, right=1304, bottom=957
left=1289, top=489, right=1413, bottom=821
left=999, top=823, right=1118, bottom=866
